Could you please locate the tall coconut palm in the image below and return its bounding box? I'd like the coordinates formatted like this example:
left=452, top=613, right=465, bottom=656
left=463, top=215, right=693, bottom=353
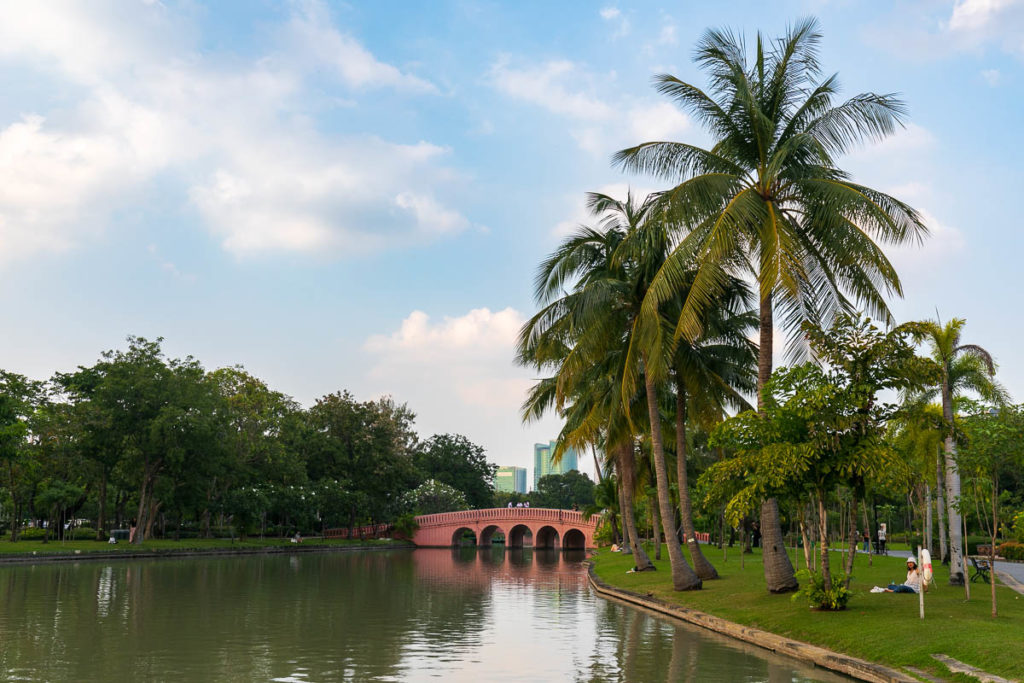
left=614, top=18, right=927, bottom=591
left=517, top=216, right=655, bottom=569
left=913, top=318, right=1006, bottom=585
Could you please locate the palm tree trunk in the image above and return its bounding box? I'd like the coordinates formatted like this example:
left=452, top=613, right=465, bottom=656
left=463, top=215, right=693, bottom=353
left=675, top=384, right=718, bottom=579
left=936, top=449, right=948, bottom=563
left=617, top=476, right=631, bottom=553
left=942, top=382, right=965, bottom=585
left=644, top=366, right=700, bottom=590
left=618, top=442, right=654, bottom=569
left=761, top=498, right=799, bottom=592
left=924, top=482, right=933, bottom=555
left=649, top=496, right=661, bottom=560
left=757, top=293, right=798, bottom=592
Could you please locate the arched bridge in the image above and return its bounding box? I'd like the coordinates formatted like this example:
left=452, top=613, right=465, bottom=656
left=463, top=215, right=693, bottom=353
left=412, top=508, right=598, bottom=549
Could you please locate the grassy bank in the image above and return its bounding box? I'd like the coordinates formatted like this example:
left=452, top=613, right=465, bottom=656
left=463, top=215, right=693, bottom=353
left=0, top=537, right=408, bottom=559
left=593, top=546, right=1023, bottom=681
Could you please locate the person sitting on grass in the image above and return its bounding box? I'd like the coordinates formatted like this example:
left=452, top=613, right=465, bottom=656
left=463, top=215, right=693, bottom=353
left=871, top=558, right=920, bottom=593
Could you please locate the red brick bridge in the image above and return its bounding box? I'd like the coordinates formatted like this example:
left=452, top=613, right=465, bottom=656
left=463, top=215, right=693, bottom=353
left=411, top=507, right=598, bottom=549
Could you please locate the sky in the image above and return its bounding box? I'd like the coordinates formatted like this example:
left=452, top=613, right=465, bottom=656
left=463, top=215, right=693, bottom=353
left=1, top=0, right=1022, bottom=486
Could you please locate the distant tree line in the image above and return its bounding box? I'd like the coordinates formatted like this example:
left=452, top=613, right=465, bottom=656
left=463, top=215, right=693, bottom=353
left=0, top=336, right=496, bottom=543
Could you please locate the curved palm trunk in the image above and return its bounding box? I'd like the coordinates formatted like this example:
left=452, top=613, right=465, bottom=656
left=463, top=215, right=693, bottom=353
left=942, top=382, right=965, bottom=585
left=757, top=295, right=798, bottom=592
left=617, top=476, right=631, bottom=553
left=644, top=366, right=701, bottom=590
left=675, top=385, right=718, bottom=579
left=649, top=496, right=662, bottom=560
left=618, top=442, right=654, bottom=569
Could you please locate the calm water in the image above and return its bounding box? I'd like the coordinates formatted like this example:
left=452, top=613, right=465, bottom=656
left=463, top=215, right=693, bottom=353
left=0, top=548, right=848, bottom=682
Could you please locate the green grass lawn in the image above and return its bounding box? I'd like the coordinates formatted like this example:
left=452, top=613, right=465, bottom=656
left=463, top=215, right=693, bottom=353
left=0, top=536, right=407, bottom=556
left=593, top=545, right=1023, bottom=682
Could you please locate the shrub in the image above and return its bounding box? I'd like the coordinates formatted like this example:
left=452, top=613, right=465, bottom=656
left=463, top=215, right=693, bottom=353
left=792, top=570, right=851, bottom=611
left=997, top=542, right=1024, bottom=561
left=1013, top=511, right=1024, bottom=543
left=393, top=513, right=419, bottom=539
left=966, top=535, right=999, bottom=555
left=67, top=527, right=98, bottom=541
left=17, top=527, right=46, bottom=541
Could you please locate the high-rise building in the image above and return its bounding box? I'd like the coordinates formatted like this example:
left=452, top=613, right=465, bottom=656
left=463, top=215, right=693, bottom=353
left=495, top=466, right=527, bottom=494
left=533, top=440, right=579, bottom=489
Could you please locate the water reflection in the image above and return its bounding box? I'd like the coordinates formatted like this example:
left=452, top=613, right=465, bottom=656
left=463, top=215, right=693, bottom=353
left=0, top=549, right=848, bottom=682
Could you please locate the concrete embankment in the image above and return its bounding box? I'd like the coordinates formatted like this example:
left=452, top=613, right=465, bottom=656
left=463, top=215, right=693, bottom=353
left=587, top=565, right=918, bottom=683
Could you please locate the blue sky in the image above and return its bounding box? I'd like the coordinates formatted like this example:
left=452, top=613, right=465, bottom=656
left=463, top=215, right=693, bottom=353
left=1, top=0, right=1022, bottom=484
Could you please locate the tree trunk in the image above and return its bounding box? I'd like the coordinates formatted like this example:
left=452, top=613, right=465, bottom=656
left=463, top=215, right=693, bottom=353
left=818, top=495, right=832, bottom=593
left=644, top=367, right=700, bottom=590
left=649, top=496, right=661, bottom=560
left=618, top=442, right=654, bottom=570
left=924, top=482, right=933, bottom=556
left=96, top=470, right=108, bottom=541
left=936, top=449, right=948, bottom=563
left=843, top=497, right=859, bottom=589
left=675, top=384, right=718, bottom=579
left=862, top=502, right=873, bottom=568
left=942, top=381, right=965, bottom=585
left=617, top=475, right=631, bottom=554
left=800, top=515, right=811, bottom=571
left=133, top=471, right=151, bottom=545
left=761, top=498, right=799, bottom=592
left=757, top=293, right=797, bottom=592
left=990, top=477, right=998, bottom=618
left=592, top=445, right=604, bottom=483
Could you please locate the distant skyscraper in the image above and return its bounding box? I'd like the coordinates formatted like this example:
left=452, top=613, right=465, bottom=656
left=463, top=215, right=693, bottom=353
left=533, top=440, right=579, bottom=489
left=495, top=466, right=527, bottom=494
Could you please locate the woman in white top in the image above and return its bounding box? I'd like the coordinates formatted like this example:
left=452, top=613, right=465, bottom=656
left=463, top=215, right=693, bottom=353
left=884, top=558, right=920, bottom=593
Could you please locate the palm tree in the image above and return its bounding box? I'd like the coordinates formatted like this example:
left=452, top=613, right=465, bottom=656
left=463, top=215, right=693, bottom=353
left=517, top=215, right=655, bottom=569
left=614, top=18, right=927, bottom=592
left=671, top=297, right=758, bottom=579
left=913, top=318, right=1006, bottom=585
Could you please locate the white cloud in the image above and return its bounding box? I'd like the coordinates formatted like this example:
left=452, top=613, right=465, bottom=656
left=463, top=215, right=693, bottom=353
left=489, top=58, right=690, bottom=156
left=283, top=1, right=437, bottom=93
left=981, top=68, right=1002, bottom=85
left=361, top=306, right=567, bottom=473
left=885, top=207, right=966, bottom=275
left=489, top=58, right=614, bottom=121
left=599, top=7, right=630, bottom=38
left=0, top=0, right=462, bottom=260
left=948, top=0, right=1021, bottom=32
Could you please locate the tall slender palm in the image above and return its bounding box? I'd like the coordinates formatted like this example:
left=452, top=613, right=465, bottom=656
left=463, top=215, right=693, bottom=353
left=913, top=318, right=1006, bottom=585
left=517, top=216, right=655, bottom=569
left=671, top=299, right=758, bottom=579
left=614, top=19, right=927, bottom=591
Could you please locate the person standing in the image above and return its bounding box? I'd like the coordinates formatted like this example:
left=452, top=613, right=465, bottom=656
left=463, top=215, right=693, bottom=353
left=878, top=523, right=887, bottom=555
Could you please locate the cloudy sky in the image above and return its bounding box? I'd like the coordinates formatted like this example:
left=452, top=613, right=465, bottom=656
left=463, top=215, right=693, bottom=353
left=1, top=0, right=1022, bottom=484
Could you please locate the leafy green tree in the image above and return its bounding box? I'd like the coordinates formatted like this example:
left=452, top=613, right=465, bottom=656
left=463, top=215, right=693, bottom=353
left=958, top=403, right=1024, bottom=617
left=615, top=18, right=927, bottom=592
left=704, top=315, right=931, bottom=602
left=912, top=318, right=1007, bottom=585
left=414, top=434, right=495, bottom=509
left=0, top=371, right=45, bottom=541
left=404, top=479, right=468, bottom=515
left=530, top=470, right=595, bottom=509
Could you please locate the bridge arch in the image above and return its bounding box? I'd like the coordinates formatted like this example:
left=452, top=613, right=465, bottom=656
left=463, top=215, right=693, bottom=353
left=507, top=524, right=533, bottom=548
left=562, top=528, right=586, bottom=549
left=534, top=525, right=560, bottom=549
left=451, top=527, right=477, bottom=547
left=479, top=524, right=506, bottom=546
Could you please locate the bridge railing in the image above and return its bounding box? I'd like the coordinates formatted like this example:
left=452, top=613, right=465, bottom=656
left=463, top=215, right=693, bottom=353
left=324, top=523, right=392, bottom=540
left=414, top=507, right=597, bottom=528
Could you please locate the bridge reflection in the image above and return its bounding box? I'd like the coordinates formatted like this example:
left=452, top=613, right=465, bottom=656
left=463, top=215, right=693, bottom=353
left=412, top=546, right=590, bottom=590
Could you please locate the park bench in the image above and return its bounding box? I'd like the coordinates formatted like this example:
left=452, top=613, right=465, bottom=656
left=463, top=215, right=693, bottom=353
left=970, top=556, right=991, bottom=584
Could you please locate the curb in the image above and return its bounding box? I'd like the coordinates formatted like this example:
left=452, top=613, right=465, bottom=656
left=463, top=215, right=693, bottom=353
left=0, top=542, right=414, bottom=565
left=587, top=565, right=918, bottom=683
